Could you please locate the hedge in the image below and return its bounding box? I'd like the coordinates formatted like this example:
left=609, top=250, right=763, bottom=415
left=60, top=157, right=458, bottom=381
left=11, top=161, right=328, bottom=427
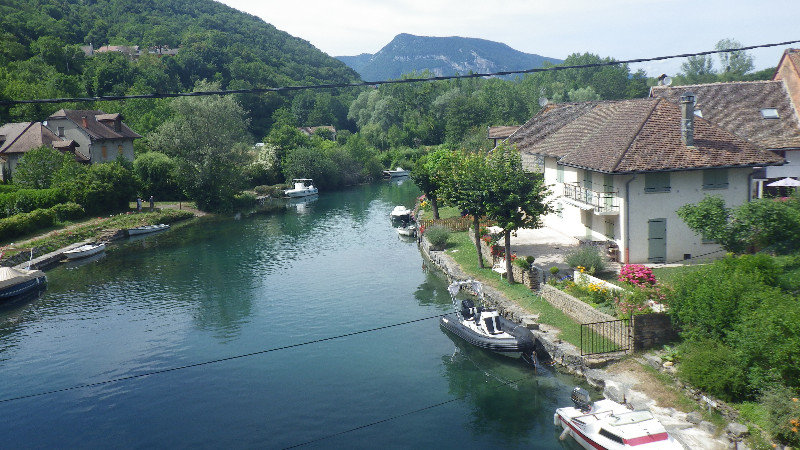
left=0, top=188, right=65, bottom=218
left=0, top=202, right=85, bottom=242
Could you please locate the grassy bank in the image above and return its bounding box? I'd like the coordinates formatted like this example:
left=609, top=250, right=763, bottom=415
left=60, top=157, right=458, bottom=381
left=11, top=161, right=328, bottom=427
left=1, top=209, right=195, bottom=261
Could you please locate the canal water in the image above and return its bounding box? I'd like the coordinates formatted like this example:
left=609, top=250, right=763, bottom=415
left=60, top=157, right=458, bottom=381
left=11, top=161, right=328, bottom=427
left=0, top=181, right=585, bottom=448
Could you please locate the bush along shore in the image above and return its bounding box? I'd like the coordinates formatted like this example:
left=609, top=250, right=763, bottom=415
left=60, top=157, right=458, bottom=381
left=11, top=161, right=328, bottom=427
left=416, top=229, right=750, bottom=449
left=0, top=208, right=195, bottom=267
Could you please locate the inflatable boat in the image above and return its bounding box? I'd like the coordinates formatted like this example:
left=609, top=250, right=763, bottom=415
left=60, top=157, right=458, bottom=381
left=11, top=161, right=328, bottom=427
left=439, top=280, right=538, bottom=363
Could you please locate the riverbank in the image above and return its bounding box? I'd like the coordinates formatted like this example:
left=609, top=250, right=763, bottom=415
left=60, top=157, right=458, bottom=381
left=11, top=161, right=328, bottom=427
left=0, top=208, right=196, bottom=267
left=418, top=233, right=739, bottom=449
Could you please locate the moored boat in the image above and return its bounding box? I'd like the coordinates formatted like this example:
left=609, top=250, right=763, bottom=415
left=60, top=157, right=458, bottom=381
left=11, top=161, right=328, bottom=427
left=284, top=179, right=318, bottom=198
left=0, top=267, right=47, bottom=300
left=63, top=243, right=106, bottom=260
left=382, top=167, right=410, bottom=178
left=555, top=387, right=684, bottom=449
left=439, top=280, right=538, bottom=363
left=390, top=205, right=417, bottom=237
left=128, top=223, right=170, bottom=236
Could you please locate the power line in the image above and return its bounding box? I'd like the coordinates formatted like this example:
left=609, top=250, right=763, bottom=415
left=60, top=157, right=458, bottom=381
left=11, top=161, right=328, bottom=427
left=0, top=313, right=446, bottom=404
left=282, top=373, right=532, bottom=449
left=1, top=39, right=798, bottom=106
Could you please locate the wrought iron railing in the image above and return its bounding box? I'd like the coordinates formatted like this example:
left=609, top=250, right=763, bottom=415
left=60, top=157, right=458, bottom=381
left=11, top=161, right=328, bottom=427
left=562, top=183, right=620, bottom=213
left=580, top=318, right=631, bottom=356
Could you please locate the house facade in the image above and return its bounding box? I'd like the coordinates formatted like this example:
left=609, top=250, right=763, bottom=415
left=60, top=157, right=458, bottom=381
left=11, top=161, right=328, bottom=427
left=0, top=122, right=85, bottom=181
left=44, top=110, right=141, bottom=164
left=505, top=96, right=783, bottom=264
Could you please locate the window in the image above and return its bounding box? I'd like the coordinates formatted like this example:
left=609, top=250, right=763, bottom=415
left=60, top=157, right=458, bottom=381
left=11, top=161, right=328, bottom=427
left=604, top=220, right=615, bottom=239
left=760, top=108, right=779, bottom=119
left=644, top=172, right=670, bottom=193
left=703, top=169, right=729, bottom=190
left=533, top=155, right=545, bottom=173
left=101, top=145, right=107, bottom=159
left=118, top=144, right=123, bottom=156
left=556, top=164, right=564, bottom=183
left=57, top=126, right=65, bottom=137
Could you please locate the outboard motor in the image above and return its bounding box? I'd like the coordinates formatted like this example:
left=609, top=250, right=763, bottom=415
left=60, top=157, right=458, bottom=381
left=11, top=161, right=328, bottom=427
left=460, top=299, right=475, bottom=319
left=571, top=387, right=592, bottom=413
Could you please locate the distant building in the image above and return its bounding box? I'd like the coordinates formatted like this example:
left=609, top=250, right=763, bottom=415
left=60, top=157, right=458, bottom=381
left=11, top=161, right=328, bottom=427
left=0, top=122, right=85, bottom=181
left=44, top=110, right=141, bottom=164
left=298, top=126, right=336, bottom=140
left=80, top=43, right=179, bottom=58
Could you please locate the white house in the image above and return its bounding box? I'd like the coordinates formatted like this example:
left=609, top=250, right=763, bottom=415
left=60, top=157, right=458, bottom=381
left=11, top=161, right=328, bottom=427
left=0, top=121, right=86, bottom=181
left=651, top=49, right=800, bottom=197
left=505, top=95, right=783, bottom=264
left=44, top=109, right=140, bottom=164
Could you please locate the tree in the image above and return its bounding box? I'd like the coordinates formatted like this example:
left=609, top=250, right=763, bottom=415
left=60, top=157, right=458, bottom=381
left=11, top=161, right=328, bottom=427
left=133, top=151, right=181, bottom=200
left=679, top=55, right=716, bottom=84
left=410, top=148, right=455, bottom=220
left=715, top=38, right=754, bottom=80
left=484, top=146, right=551, bottom=283
left=13, top=146, right=73, bottom=189
left=149, top=80, right=252, bottom=211
left=441, top=150, right=491, bottom=268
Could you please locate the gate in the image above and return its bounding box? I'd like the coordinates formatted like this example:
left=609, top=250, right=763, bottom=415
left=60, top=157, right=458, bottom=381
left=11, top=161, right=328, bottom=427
left=580, top=318, right=631, bottom=356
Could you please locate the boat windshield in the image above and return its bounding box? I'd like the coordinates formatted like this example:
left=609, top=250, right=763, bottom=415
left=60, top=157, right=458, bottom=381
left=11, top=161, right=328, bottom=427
left=608, top=410, right=654, bottom=426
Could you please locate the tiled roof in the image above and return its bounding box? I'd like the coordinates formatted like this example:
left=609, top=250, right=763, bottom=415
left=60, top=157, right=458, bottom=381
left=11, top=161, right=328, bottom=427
left=650, top=81, right=800, bottom=150
left=48, top=109, right=141, bottom=140
left=506, top=98, right=784, bottom=173
left=298, top=126, right=336, bottom=135
left=0, top=122, right=60, bottom=154
left=487, top=126, right=520, bottom=139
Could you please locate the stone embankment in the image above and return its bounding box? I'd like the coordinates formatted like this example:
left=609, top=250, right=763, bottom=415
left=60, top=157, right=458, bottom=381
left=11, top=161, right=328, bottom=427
left=419, top=236, right=739, bottom=450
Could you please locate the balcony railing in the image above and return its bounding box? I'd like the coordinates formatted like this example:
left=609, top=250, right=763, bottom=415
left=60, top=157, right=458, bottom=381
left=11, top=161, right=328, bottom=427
left=563, top=183, right=620, bottom=214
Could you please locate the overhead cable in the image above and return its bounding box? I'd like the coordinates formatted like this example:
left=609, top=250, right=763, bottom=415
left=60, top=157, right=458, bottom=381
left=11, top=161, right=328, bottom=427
left=1, top=39, right=798, bottom=106
left=0, top=313, right=446, bottom=404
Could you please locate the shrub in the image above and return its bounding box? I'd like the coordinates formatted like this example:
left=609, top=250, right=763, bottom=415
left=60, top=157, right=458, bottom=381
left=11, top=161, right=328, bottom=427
left=50, top=202, right=85, bottom=221
left=232, top=192, right=257, bottom=209
left=425, top=225, right=450, bottom=250
left=549, top=266, right=560, bottom=275
left=59, top=162, right=139, bottom=215
left=676, top=339, right=748, bottom=402
left=761, top=385, right=800, bottom=447
left=513, top=255, right=535, bottom=270
left=133, top=152, right=182, bottom=200
left=0, top=188, right=66, bottom=218
left=618, top=264, right=656, bottom=286
left=0, top=208, right=57, bottom=241
left=565, top=245, right=606, bottom=274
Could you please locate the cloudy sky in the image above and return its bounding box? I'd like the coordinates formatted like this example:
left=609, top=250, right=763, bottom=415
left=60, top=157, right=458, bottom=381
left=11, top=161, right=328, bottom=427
left=218, top=0, right=799, bottom=78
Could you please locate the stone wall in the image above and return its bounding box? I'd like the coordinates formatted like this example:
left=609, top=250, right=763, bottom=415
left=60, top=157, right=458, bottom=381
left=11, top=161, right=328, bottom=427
left=539, top=284, right=616, bottom=324
left=632, top=313, right=678, bottom=351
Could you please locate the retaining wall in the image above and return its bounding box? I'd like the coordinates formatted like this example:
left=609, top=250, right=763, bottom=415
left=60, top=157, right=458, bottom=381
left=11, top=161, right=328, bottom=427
left=632, top=313, right=678, bottom=351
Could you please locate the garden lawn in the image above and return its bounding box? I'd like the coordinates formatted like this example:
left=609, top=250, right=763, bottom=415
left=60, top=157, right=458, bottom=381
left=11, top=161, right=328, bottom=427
left=445, top=231, right=588, bottom=348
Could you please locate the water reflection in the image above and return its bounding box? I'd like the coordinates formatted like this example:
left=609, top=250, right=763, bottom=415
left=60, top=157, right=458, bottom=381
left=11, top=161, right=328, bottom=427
left=440, top=330, right=566, bottom=446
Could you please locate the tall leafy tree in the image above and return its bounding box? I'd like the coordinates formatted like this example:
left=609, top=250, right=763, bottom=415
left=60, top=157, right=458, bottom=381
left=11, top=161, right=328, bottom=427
left=13, top=146, right=74, bottom=189
left=149, top=81, right=252, bottom=211
left=410, top=148, right=455, bottom=220
left=484, top=146, right=551, bottom=283
left=715, top=38, right=754, bottom=80
left=441, top=150, right=491, bottom=268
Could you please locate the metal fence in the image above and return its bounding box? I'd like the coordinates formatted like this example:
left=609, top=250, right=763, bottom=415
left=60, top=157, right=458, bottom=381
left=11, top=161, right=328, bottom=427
left=580, top=318, right=631, bottom=356
left=419, top=216, right=474, bottom=232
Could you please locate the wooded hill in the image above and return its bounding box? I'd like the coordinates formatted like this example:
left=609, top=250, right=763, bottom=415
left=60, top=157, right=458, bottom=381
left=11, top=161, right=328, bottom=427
left=0, top=0, right=361, bottom=137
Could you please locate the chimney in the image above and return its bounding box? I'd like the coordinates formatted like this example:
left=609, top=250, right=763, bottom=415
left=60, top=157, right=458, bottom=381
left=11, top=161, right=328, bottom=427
left=679, top=92, right=696, bottom=147
left=81, top=116, right=88, bottom=128
left=115, top=116, right=121, bottom=132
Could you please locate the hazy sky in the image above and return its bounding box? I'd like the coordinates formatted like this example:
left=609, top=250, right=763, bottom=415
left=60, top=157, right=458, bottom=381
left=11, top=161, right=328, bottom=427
left=218, top=0, right=799, bottom=78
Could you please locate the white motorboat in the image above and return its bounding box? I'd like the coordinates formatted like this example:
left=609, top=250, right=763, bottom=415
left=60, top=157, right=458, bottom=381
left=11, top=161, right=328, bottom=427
left=128, top=223, right=170, bottom=236
left=382, top=167, right=410, bottom=178
left=284, top=179, right=318, bottom=198
left=0, top=266, right=47, bottom=300
left=555, top=387, right=683, bottom=449
left=390, top=206, right=417, bottom=237
left=63, top=243, right=106, bottom=260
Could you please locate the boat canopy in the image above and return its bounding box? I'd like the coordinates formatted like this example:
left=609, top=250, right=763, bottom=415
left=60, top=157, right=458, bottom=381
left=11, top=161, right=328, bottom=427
left=0, top=267, right=45, bottom=289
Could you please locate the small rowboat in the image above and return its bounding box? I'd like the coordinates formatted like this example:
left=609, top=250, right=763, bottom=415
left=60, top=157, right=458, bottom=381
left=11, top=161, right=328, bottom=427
left=128, top=224, right=170, bottom=236
left=63, top=243, right=106, bottom=260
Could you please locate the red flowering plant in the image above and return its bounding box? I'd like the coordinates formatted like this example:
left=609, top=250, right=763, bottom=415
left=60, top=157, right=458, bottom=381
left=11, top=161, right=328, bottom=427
left=618, top=264, right=656, bottom=286
left=613, top=264, right=670, bottom=318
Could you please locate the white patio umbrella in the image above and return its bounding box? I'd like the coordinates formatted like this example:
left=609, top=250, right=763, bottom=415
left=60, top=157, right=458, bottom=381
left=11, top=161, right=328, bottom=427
left=766, top=177, right=800, bottom=187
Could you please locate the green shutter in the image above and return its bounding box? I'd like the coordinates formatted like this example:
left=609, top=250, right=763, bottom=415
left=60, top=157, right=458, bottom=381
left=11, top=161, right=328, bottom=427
left=645, top=172, right=671, bottom=193
left=703, top=169, right=729, bottom=190
left=648, top=218, right=667, bottom=262
left=556, top=164, right=564, bottom=183
left=603, top=174, right=614, bottom=208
